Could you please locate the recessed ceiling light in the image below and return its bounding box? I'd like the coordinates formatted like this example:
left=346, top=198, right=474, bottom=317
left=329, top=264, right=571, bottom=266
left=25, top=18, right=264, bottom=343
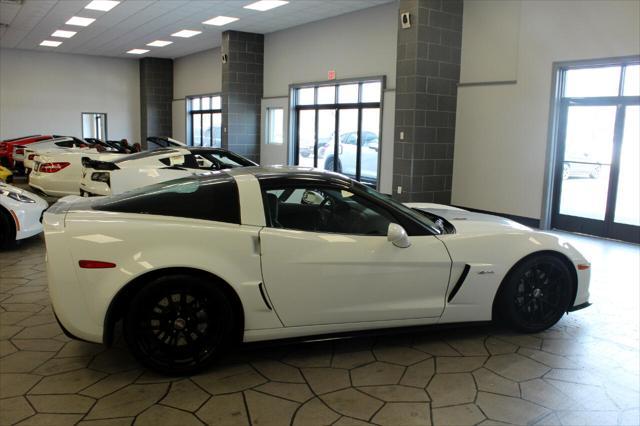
left=147, top=40, right=173, bottom=47
left=171, top=29, right=202, bottom=38
left=203, top=16, right=239, bottom=26
left=40, top=40, right=62, bottom=47
left=51, top=30, right=77, bottom=38
left=244, top=0, right=289, bottom=11
left=127, top=49, right=149, bottom=55
left=66, top=16, right=96, bottom=27
left=85, top=0, right=120, bottom=12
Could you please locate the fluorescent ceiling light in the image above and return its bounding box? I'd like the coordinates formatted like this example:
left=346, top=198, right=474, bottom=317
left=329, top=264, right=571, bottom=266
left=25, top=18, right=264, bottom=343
left=85, top=0, right=120, bottom=11
left=171, top=29, right=201, bottom=38
left=244, top=0, right=289, bottom=11
left=40, top=40, right=62, bottom=47
left=147, top=40, right=173, bottom=47
left=203, top=16, right=239, bottom=26
left=127, top=49, right=149, bottom=55
left=66, top=16, right=96, bottom=27
left=51, top=30, right=77, bottom=38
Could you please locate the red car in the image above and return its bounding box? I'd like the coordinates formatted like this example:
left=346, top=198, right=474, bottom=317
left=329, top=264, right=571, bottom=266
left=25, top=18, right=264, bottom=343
left=0, top=135, right=54, bottom=169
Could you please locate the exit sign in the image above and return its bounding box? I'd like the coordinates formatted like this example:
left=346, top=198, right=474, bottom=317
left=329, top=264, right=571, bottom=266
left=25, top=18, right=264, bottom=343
left=328, top=70, right=336, bottom=80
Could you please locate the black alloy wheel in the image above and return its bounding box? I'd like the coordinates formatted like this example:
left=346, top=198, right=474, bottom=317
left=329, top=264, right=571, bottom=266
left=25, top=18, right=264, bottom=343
left=498, top=255, right=572, bottom=333
left=124, top=274, right=234, bottom=375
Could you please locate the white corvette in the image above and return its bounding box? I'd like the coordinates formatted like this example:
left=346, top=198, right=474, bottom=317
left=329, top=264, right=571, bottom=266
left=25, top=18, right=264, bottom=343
left=29, top=150, right=126, bottom=197
left=79, top=147, right=257, bottom=196
left=1, top=182, right=48, bottom=248
left=44, top=167, right=591, bottom=374
left=17, top=136, right=92, bottom=172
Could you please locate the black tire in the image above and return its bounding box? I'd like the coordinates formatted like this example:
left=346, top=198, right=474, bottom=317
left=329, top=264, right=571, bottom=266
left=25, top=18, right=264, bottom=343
left=124, top=274, right=235, bottom=375
left=0, top=207, right=16, bottom=250
left=324, top=155, right=342, bottom=173
left=497, top=255, right=572, bottom=333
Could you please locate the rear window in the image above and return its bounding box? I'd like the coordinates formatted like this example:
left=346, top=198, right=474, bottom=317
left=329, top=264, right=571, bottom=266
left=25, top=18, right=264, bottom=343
left=93, top=173, right=240, bottom=224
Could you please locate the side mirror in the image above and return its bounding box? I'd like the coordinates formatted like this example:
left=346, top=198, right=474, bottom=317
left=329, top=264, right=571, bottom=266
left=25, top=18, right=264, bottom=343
left=387, top=223, right=411, bottom=248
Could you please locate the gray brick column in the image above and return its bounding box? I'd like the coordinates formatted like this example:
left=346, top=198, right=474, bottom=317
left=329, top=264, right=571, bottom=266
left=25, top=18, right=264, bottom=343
left=393, top=0, right=463, bottom=203
left=139, top=57, right=173, bottom=147
left=221, top=31, right=264, bottom=163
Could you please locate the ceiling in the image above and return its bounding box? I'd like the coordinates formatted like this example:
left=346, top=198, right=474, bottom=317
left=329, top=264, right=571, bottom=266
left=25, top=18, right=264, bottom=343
left=0, top=0, right=394, bottom=59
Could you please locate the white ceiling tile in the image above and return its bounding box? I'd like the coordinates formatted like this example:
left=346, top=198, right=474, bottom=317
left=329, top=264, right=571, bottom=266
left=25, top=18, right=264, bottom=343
left=1, top=0, right=395, bottom=58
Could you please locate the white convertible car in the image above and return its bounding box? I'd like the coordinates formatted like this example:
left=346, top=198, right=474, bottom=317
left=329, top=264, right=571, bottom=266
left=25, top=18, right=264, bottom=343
left=44, top=167, right=591, bottom=374
left=29, top=150, right=125, bottom=197
left=79, top=147, right=257, bottom=196
left=1, top=182, right=48, bottom=248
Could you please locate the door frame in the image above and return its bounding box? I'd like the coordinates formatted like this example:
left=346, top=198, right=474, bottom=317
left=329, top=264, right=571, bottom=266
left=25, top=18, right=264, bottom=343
left=541, top=55, right=640, bottom=243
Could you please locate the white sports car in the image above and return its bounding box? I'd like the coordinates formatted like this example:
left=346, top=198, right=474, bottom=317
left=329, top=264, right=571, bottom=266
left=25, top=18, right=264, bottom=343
left=29, top=150, right=125, bottom=197
left=44, top=167, right=591, bottom=374
left=1, top=182, right=48, bottom=248
left=79, top=147, right=257, bottom=196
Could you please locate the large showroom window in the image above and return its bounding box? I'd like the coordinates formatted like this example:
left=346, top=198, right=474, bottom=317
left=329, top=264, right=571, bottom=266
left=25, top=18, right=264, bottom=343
left=293, top=79, right=383, bottom=187
left=187, top=95, right=222, bottom=147
left=551, top=60, right=639, bottom=243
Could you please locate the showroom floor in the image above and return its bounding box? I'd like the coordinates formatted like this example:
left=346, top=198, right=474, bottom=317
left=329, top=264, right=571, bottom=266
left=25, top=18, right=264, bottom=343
left=0, top=232, right=638, bottom=426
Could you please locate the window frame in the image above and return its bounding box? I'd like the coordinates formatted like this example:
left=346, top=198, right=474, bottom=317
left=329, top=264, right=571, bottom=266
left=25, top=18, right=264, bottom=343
left=258, top=176, right=437, bottom=237
left=290, top=76, right=385, bottom=188
left=187, top=94, right=222, bottom=147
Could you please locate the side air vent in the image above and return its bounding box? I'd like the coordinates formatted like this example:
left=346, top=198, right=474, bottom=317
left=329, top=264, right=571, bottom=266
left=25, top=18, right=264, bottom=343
left=447, top=264, right=470, bottom=303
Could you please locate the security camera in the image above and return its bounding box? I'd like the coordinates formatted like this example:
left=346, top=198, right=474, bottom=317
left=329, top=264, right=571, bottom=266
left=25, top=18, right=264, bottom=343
left=401, top=12, right=411, bottom=29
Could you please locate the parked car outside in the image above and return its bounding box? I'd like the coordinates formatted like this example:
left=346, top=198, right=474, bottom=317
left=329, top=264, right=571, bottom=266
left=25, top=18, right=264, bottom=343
left=323, top=131, right=379, bottom=184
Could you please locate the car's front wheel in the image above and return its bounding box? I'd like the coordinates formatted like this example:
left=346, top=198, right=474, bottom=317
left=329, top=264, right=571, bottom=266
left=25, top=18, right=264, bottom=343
left=0, top=207, right=16, bottom=250
left=497, top=255, right=572, bottom=333
left=124, top=274, right=235, bottom=375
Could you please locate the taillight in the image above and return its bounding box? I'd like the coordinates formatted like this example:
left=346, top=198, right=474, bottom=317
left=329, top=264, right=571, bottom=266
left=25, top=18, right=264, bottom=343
left=28, top=154, right=35, bottom=160
left=15, top=148, right=24, bottom=155
left=39, top=162, right=70, bottom=173
left=577, top=264, right=590, bottom=270
left=79, top=260, right=116, bottom=269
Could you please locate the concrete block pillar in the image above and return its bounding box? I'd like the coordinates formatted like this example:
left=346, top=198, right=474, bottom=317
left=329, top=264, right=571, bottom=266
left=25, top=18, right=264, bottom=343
left=221, top=30, right=264, bottom=163
left=139, top=57, right=173, bottom=147
left=393, top=0, right=463, bottom=203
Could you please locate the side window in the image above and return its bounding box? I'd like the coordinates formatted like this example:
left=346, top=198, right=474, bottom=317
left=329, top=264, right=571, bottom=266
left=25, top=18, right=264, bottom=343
left=262, top=185, right=395, bottom=236
left=55, top=141, right=74, bottom=148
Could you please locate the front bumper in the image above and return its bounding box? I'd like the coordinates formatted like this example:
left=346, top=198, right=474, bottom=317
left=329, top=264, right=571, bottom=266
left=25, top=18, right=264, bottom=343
left=568, top=302, right=592, bottom=312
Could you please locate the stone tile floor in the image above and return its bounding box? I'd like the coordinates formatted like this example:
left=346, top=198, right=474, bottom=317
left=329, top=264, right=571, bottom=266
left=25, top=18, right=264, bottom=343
left=0, top=232, right=638, bottom=425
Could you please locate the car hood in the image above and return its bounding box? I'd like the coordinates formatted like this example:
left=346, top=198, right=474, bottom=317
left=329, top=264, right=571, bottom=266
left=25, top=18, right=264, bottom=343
left=404, top=203, right=532, bottom=235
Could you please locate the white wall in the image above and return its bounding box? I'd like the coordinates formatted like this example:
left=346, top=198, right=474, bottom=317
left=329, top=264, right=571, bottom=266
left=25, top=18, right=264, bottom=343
left=0, top=48, right=139, bottom=141
left=263, top=1, right=398, bottom=191
left=452, top=0, right=640, bottom=219
left=264, top=2, right=398, bottom=96
left=172, top=47, right=222, bottom=142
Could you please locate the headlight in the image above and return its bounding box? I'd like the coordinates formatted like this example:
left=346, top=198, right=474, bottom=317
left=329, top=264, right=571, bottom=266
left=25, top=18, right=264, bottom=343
left=91, top=172, right=110, bottom=184
left=2, top=189, right=35, bottom=203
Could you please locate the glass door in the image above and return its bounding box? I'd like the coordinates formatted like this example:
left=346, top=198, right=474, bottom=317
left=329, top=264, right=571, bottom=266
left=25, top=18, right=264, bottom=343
left=552, top=63, right=640, bottom=243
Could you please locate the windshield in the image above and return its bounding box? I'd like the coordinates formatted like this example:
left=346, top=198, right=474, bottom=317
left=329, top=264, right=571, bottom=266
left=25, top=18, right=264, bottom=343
left=356, top=183, right=442, bottom=234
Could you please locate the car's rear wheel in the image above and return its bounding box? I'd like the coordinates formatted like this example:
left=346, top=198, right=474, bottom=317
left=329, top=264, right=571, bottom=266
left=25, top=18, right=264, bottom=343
left=0, top=207, right=16, bottom=250
left=124, top=274, right=235, bottom=375
left=497, top=255, right=572, bottom=333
